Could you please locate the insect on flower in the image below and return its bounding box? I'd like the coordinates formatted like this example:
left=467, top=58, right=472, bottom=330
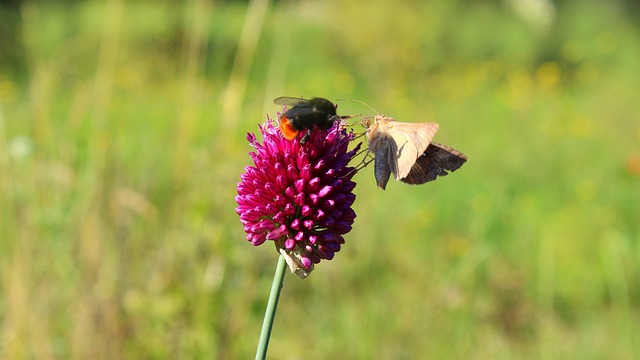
left=274, top=96, right=356, bottom=144
left=364, top=114, right=467, bottom=190
left=235, top=112, right=362, bottom=278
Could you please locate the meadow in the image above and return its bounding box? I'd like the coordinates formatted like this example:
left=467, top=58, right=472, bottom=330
left=1, top=0, right=639, bottom=358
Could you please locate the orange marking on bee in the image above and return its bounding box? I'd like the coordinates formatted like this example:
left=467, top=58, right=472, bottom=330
left=279, top=116, right=300, bottom=140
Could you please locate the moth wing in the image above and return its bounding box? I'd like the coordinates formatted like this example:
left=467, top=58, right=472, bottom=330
left=401, top=142, right=468, bottom=185
left=386, top=121, right=439, bottom=180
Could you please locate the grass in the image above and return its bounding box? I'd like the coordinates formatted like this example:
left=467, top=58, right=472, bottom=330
left=1, top=0, right=639, bottom=358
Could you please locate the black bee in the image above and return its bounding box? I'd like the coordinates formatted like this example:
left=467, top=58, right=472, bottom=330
left=274, top=97, right=341, bottom=143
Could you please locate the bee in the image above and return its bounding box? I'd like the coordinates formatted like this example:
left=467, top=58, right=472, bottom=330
left=274, top=97, right=341, bottom=144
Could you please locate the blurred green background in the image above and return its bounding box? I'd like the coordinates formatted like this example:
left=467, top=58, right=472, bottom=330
left=1, top=0, right=639, bottom=358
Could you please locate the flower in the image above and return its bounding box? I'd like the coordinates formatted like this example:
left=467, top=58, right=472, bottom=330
left=235, top=116, right=361, bottom=278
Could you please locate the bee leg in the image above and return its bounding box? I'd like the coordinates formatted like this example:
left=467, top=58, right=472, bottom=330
left=300, top=129, right=311, bottom=144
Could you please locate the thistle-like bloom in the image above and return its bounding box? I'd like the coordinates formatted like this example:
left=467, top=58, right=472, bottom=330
left=235, top=117, right=361, bottom=278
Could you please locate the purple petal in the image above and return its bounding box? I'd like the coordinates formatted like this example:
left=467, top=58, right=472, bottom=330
left=276, top=175, right=288, bottom=189
left=301, top=205, right=312, bottom=217
left=303, top=220, right=314, bottom=229
left=251, top=232, right=267, bottom=246
left=284, top=238, right=295, bottom=249
left=309, top=235, right=318, bottom=244
left=273, top=212, right=286, bottom=223
left=312, top=209, right=325, bottom=221
left=287, top=164, right=298, bottom=181
left=318, top=186, right=333, bottom=198
left=301, top=256, right=312, bottom=269
left=294, top=179, right=305, bottom=193
left=284, top=187, right=295, bottom=199
left=307, top=177, right=321, bottom=192
left=294, top=193, right=306, bottom=206
left=300, top=164, right=312, bottom=180
left=284, top=203, right=296, bottom=216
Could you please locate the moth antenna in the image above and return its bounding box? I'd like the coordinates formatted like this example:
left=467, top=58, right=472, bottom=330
left=335, top=98, right=379, bottom=115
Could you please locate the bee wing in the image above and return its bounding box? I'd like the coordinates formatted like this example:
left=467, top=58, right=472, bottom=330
left=401, top=142, right=467, bottom=185
left=384, top=121, right=439, bottom=179
left=273, top=96, right=310, bottom=107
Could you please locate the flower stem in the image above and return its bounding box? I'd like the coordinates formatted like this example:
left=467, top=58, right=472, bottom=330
left=255, top=254, right=286, bottom=360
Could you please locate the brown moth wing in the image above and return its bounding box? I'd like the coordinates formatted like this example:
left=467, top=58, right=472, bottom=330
left=401, top=142, right=468, bottom=185
left=367, top=115, right=440, bottom=188
left=386, top=120, right=439, bottom=179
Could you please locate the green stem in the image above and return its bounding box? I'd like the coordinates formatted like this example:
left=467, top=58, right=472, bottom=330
left=255, top=255, right=286, bottom=360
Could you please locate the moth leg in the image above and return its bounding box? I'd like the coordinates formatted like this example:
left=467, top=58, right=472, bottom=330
left=353, top=151, right=374, bottom=172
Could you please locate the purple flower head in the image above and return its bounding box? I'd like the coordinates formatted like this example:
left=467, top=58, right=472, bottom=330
left=235, top=115, right=361, bottom=278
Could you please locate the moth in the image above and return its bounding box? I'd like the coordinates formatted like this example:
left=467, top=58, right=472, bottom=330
left=365, top=115, right=467, bottom=190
